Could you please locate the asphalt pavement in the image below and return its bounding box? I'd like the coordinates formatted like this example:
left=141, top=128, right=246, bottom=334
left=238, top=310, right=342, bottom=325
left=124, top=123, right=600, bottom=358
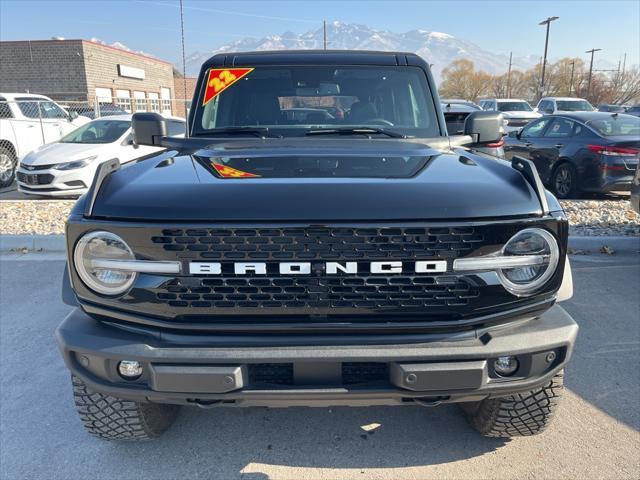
left=1, top=250, right=639, bottom=480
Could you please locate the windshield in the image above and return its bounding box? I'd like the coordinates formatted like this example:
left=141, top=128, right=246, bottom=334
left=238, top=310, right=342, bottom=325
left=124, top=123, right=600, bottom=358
left=194, top=66, right=439, bottom=137
left=497, top=102, right=532, bottom=112
left=16, top=98, right=67, bottom=119
left=556, top=100, right=594, bottom=111
left=587, top=115, right=640, bottom=136
left=60, top=119, right=130, bottom=144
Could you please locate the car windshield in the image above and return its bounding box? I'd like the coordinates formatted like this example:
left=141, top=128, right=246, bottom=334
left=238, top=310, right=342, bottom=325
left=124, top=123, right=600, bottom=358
left=497, top=102, right=532, bottom=112
left=194, top=65, right=439, bottom=138
left=556, top=100, right=594, bottom=111
left=586, top=115, right=640, bottom=136
left=60, top=120, right=131, bottom=144
left=16, top=98, right=68, bottom=119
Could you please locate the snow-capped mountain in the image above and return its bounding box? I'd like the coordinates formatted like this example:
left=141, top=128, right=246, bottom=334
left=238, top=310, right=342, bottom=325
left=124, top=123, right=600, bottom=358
left=183, top=22, right=538, bottom=81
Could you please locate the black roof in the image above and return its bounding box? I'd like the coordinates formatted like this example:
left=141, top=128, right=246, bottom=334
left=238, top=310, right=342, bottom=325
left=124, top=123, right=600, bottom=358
left=550, top=111, right=638, bottom=122
left=203, top=50, right=421, bottom=68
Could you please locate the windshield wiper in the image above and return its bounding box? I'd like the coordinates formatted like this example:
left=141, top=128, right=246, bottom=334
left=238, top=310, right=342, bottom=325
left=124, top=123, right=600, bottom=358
left=306, top=126, right=407, bottom=138
left=197, top=127, right=281, bottom=138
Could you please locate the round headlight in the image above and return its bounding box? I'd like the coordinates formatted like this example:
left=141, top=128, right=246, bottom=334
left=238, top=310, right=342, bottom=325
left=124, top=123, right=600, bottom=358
left=73, top=231, right=136, bottom=296
left=497, top=228, right=559, bottom=296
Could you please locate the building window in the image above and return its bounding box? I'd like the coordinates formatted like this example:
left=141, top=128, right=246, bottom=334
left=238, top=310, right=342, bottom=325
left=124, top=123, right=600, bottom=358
left=115, top=90, right=131, bottom=113
left=148, top=92, right=160, bottom=113
left=160, top=87, right=172, bottom=115
left=133, top=91, right=146, bottom=112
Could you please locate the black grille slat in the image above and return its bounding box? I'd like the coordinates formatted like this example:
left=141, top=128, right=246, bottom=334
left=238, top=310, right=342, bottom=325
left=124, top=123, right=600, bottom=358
left=159, top=227, right=482, bottom=261
left=155, top=275, right=479, bottom=310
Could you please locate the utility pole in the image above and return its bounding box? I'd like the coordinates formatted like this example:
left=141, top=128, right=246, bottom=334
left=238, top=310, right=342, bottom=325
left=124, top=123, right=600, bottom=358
left=585, top=48, right=602, bottom=99
left=569, top=60, right=575, bottom=96
left=538, top=16, right=559, bottom=100
left=506, top=51, right=513, bottom=98
left=622, top=52, right=627, bottom=75
left=323, top=20, right=327, bottom=50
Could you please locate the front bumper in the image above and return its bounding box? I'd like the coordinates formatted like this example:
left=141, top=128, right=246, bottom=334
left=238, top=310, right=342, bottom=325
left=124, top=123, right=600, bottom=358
left=16, top=166, right=90, bottom=197
left=56, top=305, right=578, bottom=407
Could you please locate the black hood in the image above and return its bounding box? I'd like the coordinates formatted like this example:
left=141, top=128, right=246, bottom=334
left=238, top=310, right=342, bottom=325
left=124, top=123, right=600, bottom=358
left=90, top=138, right=544, bottom=221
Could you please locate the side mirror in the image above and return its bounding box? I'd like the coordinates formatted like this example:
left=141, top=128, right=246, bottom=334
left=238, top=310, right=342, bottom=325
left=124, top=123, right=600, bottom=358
left=508, top=130, right=519, bottom=138
left=463, top=111, right=504, bottom=145
left=132, top=112, right=167, bottom=146
left=68, top=110, right=79, bottom=121
left=544, top=108, right=554, bottom=114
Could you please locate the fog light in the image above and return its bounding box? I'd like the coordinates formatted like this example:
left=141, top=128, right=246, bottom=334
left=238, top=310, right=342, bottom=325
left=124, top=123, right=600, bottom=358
left=118, top=360, right=143, bottom=379
left=494, top=356, right=519, bottom=377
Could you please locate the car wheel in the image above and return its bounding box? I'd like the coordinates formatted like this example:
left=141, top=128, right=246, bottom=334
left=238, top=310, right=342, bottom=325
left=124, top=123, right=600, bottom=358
left=552, top=163, right=578, bottom=199
left=0, top=145, right=17, bottom=188
left=71, top=375, right=180, bottom=441
left=462, top=370, right=564, bottom=437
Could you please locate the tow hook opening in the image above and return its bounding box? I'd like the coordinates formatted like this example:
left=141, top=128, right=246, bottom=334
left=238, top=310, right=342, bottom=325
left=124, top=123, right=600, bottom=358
left=187, top=399, right=225, bottom=409
left=412, top=396, right=449, bottom=407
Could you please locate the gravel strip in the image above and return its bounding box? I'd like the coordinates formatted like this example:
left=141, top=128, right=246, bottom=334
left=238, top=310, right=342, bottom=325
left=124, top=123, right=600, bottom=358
left=0, top=198, right=638, bottom=236
left=561, top=199, right=639, bottom=236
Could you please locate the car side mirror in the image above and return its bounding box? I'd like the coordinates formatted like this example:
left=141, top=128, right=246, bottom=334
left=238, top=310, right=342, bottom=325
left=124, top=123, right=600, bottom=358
left=544, top=108, right=554, bottom=114
left=508, top=130, right=520, bottom=138
left=68, top=110, right=78, bottom=121
left=132, top=112, right=167, bottom=146
left=463, top=111, right=504, bottom=145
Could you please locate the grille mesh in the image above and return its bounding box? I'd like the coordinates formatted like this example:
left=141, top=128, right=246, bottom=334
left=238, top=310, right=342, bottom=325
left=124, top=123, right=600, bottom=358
left=156, top=275, right=479, bottom=310
left=152, top=227, right=483, bottom=260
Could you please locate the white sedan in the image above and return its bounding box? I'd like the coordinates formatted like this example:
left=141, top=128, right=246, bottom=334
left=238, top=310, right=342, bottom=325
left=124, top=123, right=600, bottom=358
left=16, top=114, right=185, bottom=197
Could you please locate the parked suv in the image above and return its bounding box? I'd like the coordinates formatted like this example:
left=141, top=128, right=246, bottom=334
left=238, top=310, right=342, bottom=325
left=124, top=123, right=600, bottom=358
left=56, top=50, right=578, bottom=442
left=479, top=98, right=541, bottom=132
left=0, top=93, right=90, bottom=187
left=536, top=97, right=595, bottom=115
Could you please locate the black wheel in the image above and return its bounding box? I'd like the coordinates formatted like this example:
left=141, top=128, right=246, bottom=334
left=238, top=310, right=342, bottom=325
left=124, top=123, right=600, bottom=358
left=71, top=375, right=179, bottom=441
left=0, top=145, right=17, bottom=188
left=463, top=371, right=564, bottom=437
left=552, top=163, right=578, bottom=199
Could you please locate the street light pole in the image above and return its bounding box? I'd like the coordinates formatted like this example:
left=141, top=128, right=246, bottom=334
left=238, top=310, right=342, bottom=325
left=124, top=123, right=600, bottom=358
left=569, top=60, right=575, bottom=96
left=538, top=16, right=559, bottom=99
left=585, top=48, right=602, bottom=99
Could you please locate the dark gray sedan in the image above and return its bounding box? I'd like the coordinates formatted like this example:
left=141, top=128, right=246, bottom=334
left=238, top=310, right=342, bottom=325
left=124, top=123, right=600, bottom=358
left=504, top=112, right=639, bottom=198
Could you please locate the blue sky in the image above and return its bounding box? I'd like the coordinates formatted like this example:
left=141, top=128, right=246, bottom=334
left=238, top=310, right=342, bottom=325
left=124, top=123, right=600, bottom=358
left=1, top=0, right=638, bottom=68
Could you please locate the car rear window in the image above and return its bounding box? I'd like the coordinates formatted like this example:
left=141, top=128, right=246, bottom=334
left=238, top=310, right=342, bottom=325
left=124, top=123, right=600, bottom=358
left=194, top=65, right=439, bottom=138
left=497, top=102, right=532, bottom=112
left=586, top=115, right=640, bottom=136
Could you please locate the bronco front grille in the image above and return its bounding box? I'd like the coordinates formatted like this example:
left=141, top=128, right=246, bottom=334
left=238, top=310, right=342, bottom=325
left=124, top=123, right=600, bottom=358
left=151, top=227, right=484, bottom=261
left=155, top=274, right=479, bottom=311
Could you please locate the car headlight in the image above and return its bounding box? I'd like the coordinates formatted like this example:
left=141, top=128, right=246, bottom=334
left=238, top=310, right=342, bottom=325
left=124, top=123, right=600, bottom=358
left=73, top=231, right=136, bottom=295
left=497, top=228, right=559, bottom=295
left=54, top=155, right=97, bottom=170
left=453, top=227, right=560, bottom=297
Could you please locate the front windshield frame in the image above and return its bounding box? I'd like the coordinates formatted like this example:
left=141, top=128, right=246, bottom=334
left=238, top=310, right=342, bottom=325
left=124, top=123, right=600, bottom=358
left=191, top=65, right=443, bottom=138
left=60, top=119, right=131, bottom=144
left=497, top=101, right=533, bottom=112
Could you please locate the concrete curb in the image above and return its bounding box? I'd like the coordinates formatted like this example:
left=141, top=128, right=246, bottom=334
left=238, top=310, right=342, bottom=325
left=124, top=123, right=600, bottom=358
left=0, top=233, right=637, bottom=254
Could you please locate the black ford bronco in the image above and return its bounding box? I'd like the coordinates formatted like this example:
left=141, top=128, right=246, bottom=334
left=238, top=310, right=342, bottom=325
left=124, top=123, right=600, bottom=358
left=56, top=50, right=578, bottom=441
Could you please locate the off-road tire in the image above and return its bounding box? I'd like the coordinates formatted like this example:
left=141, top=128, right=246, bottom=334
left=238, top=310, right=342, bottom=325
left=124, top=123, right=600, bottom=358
left=71, top=375, right=179, bottom=441
left=463, top=370, right=564, bottom=437
left=0, top=145, right=17, bottom=188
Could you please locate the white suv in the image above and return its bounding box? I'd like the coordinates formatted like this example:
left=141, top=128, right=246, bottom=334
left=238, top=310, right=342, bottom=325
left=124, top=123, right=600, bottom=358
left=479, top=98, right=541, bottom=132
left=0, top=93, right=90, bottom=187
left=535, top=97, right=595, bottom=115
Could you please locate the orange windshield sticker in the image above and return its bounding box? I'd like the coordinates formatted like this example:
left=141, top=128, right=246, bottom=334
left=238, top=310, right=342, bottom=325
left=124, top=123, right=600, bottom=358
left=202, top=67, right=254, bottom=105
left=212, top=163, right=260, bottom=178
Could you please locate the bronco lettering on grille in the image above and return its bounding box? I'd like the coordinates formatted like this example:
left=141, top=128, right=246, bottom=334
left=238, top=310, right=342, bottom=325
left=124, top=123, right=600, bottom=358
left=189, top=261, right=447, bottom=275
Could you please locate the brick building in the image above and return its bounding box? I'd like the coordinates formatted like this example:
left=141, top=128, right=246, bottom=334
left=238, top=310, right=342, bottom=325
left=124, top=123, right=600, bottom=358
left=0, top=39, right=179, bottom=115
